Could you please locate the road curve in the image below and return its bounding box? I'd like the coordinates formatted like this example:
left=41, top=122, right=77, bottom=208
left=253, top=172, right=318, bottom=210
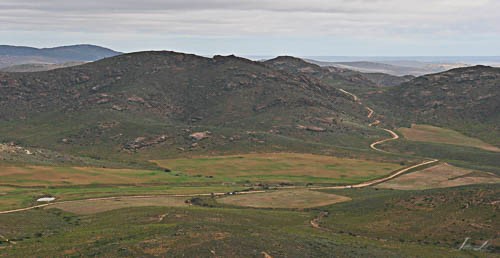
left=339, top=88, right=359, bottom=102
left=366, top=107, right=374, bottom=118
left=370, top=128, right=400, bottom=153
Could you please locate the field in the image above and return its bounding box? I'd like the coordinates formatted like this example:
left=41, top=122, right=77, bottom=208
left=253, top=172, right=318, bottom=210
left=0, top=165, right=211, bottom=187
left=1, top=152, right=498, bottom=256
left=155, top=153, right=403, bottom=185
left=0, top=153, right=404, bottom=213
left=48, top=196, right=189, bottom=215
left=217, top=189, right=351, bottom=209
left=378, top=163, right=500, bottom=190
left=399, top=124, right=500, bottom=152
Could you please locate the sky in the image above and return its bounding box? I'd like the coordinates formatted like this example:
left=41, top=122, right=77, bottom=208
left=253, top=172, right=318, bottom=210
left=1, top=0, right=500, bottom=56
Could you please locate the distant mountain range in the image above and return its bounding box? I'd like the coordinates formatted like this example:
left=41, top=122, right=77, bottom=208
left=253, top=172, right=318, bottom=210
left=305, top=60, right=467, bottom=76
left=301, top=56, right=500, bottom=76
left=0, top=44, right=121, bottom=69
left=264, top=56, right=413, bottom=88
left=0, top=62, right=85, bottom=72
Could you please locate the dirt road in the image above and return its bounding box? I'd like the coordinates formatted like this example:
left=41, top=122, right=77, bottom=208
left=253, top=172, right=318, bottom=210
left=338, top=88, right=400, bottom=153
left=0, top=191, right=267, bottom=215
left=307, top=89, right=440, bottom=190
left=366, top=107, right=374, bottom=118
left=370, top=128, right=400, bottom=152
left=339, top=88, right=359, bottom=102
left=310, top=158, right=438, bottom=190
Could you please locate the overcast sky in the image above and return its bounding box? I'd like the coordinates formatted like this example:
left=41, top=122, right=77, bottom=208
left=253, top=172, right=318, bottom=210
left=1, top=0, right=499, bottom=56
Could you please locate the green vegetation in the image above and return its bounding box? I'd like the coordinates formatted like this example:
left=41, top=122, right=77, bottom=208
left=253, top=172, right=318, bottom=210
left=318, top=185, right=499, bottom=253
left=0, top=204, right=486, bottom=257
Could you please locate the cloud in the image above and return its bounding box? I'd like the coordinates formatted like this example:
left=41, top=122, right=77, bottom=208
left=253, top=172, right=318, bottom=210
left=0, top=0, right=498, bottom=54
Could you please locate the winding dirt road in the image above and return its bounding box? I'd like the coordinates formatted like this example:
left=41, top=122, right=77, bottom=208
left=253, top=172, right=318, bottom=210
left=308, top=89, right=440, bottom=228
left=307, top=88, right=440, bottom=190
left=370, top=128, right=399, bottom=153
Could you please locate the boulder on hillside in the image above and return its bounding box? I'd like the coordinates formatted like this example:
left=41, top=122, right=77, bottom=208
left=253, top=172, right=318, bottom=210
left=296, top=125, right=327, bottom=132
left=190, top=132, right=211, bottom=141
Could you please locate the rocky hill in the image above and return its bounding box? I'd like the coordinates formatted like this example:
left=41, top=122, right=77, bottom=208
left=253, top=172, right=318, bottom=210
left=265, top=56, right=411, bottom=89
left=370, top=65, right=500, bottom=144
left=0, top=51, right=381, bottom=163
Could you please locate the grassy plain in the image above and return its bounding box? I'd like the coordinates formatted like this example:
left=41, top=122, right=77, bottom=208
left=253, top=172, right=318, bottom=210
left=155, top=153, right=402, bottom=184
left=0, top=153, right=403, bottom=212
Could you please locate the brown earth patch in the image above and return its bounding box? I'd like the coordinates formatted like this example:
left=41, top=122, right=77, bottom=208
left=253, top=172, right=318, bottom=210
left=217, top=189, right=351, bottom=209
left=49, top=196, right=189, bottom=214
left=378, top=163, right=500, bottom=190
left=0, top=166, right=170, bottom=187
left=399, top=124, right=500, bottom=152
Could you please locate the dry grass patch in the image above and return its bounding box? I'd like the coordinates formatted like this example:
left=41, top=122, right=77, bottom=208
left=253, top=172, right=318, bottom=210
left=217, top=190, right=351, bottom=209
left=0, top=165, right=175, bottom=187
left=49, top=196, right=189, bottom=214
left=155, top=153, right=402, bottom=184
left=399, top=124, right=500, bottom=152
left=378, top=163, right=500, bottom=190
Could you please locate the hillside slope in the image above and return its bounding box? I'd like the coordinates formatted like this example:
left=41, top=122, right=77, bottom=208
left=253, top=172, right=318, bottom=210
left=370, top=65, right=500, bottom=145
left=0, top=51, right=383, bottom=164
left=265, top=56, right=411, bottom=89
